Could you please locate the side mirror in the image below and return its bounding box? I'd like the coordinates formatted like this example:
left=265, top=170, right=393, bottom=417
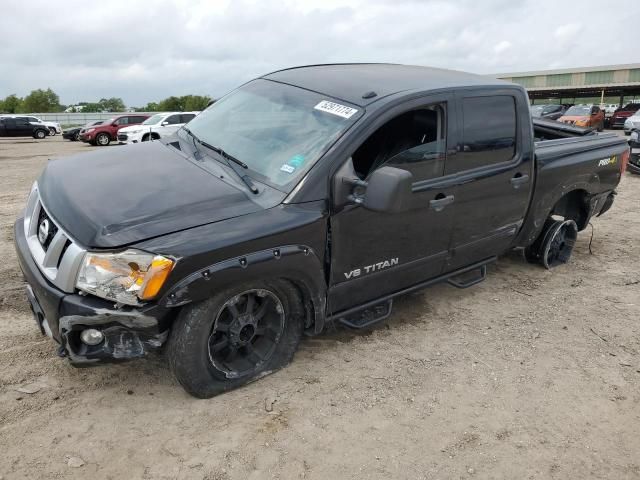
left=362, top=166, right=413, bottom=213
left=161, top=121, right=169, bottom=126
left=333, top=159, right=413, bottom=213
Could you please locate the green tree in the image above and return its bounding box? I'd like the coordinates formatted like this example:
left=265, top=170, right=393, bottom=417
left=183, top=95, right=213, bottom=111
left=1, top=94, right=23, bottom=113
left=78, top=102, right=104, bottom=113
left=157, top=96, right=183, bottom=111
left=21, top=88, right=60, bottom=113
left=142, top=102, right=159, bottom=112
left=98, top=97, right=126, bottom=112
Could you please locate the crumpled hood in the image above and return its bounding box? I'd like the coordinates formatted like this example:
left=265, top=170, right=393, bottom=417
left=38, top=141, right=268, bottom=248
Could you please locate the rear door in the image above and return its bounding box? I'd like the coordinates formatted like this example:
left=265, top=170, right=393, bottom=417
left=443, top=90, right=533, bottom=271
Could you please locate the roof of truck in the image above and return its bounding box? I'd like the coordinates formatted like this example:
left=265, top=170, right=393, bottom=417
left=262, top=63, right=514, bottom=107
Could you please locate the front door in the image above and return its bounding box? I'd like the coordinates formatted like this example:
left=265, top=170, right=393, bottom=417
left=328, top=95, right=458, bottom=313
left=443, top=90, right=533, bottom=271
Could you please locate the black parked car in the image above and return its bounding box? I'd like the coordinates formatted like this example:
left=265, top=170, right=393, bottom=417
left=530, top=104, right=566, bottom=120
left=0, top=117, right=50, bottom=138
left=63, top=121, right=103, bottom=141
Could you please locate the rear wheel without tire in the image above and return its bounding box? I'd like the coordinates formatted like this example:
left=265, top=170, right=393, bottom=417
left=524, top=219, right=578, bottom=269
left=96, top=133, right=110, bottom=146
left=168, top=280, right=304, bottom=398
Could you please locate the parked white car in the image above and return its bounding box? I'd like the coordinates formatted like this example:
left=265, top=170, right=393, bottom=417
left=602, top=104, right=619, bottom=118
left=117, top=112, right=199, bottom=144
left=624, top=111, right=640, bottom=135
left=0, top=115, right=62, bottom=135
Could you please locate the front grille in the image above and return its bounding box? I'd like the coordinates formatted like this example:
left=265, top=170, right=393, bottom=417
left=37, top=208, right=58, bottom=251
left=118, top=134, right=128, bottom=141
left=23, top=184, right=86, bottom=293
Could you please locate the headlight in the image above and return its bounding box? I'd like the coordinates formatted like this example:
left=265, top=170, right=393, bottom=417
left=632, top=131, right=639, bottom=141
left=76, top=249, right=174, bottom=306
left=128, top=129, right=142, bottom=134
left=86, top=128, right=95, bottom=133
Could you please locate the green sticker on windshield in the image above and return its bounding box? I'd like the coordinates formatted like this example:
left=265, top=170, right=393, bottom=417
left=288, top=154, right=305, bottom=168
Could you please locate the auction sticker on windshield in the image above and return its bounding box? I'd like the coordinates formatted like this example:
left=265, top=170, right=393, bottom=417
left=314, top=100, right=358, bottom=119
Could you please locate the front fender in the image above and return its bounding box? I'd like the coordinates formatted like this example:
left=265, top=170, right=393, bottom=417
left=159, top=245, right=327, bottom=334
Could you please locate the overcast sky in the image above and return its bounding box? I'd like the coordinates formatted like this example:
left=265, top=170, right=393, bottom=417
left=0, top=0, right=635, bottom=106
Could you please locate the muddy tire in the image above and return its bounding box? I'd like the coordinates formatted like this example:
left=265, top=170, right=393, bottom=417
left=95, top=133, right=110, bottom=146
left=168, top=279, right=304, bottom=398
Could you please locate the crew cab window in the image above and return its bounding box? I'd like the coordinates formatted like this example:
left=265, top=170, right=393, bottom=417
left=181, top=113, right=195, bottom=123
left=352, top=104, right=446, bottom=180
left=446, top=95, right=516, bottom=174
left=165, top=114, right=182, bottom=125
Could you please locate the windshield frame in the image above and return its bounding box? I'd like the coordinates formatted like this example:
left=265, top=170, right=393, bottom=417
left=179, top=79, right=365, bottom=193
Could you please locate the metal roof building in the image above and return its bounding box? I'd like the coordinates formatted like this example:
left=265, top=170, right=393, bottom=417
left=494, top=63, right=640, bottom=103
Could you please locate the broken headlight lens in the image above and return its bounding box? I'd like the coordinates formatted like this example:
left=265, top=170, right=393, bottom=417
left=76, top=250, right=174, bottom=306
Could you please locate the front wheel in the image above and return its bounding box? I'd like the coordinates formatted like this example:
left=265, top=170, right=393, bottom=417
left=34, top=129, right=46, bottom=139
left=48, top=127, right=57, bottom=136
left=95, top=132, right=110, bottom=146
left=168, top=280, right=304, bottom=398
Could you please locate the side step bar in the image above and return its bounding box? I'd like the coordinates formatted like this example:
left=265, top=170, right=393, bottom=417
left=329, top=257, right=495, bottom=329
left=447, top=265, right=486, bottom=288
left=338, top=299, right=392, bottom=329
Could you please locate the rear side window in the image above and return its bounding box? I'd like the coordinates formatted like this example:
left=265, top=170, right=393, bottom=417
left=447, top=95, right=516, bottom=174
left=164, top=114, right=182, bottom=125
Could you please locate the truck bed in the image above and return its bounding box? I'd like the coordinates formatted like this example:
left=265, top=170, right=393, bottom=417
left=515, top=124, right=629, bottom=247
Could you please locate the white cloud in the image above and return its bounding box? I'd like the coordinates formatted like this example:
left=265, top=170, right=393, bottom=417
left=0, top=0, right=637, bottom=106
left=494, top=41, right=512, bottom=54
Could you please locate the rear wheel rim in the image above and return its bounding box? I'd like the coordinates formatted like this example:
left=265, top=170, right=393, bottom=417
left=208, top=289, right=285, bottom=379
left=543, top=220, right=577, bottom=268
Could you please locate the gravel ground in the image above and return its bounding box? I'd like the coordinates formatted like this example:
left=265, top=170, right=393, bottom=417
left=0, top=135, right=639, bottom=480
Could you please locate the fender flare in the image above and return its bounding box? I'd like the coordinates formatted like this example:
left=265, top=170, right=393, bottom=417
left=159, top=245, right=327, bottom=334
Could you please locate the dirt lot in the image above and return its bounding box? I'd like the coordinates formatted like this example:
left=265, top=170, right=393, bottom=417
left=0, top=135, right=639, bottom=480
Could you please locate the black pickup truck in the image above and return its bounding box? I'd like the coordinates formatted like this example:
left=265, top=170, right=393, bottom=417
left=0, top=116, right=50, bottom=139
left=14, top=64, right=630, bottom=398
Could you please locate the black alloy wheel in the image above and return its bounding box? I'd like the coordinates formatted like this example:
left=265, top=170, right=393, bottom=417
left=208, top=289, right=285, bottom=378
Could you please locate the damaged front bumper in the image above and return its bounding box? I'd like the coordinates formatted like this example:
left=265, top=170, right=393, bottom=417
left=14, top=218, right=173, bottom=366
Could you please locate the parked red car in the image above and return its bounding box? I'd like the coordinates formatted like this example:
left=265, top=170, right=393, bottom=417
left=80, top=114, right=150, bottom=146
left=609, top=103, right=640, bottom=129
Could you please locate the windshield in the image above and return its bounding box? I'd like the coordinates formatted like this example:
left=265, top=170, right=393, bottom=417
left=530, top=106, right=545, bottom=116
left=565, top=106, right=591, bottom=116
left=142, top=114, right=165, bottom=125
left=184, top=79, right=362, bottom=191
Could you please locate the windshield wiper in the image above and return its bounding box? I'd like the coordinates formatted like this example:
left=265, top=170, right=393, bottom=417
left=183, top=128, right=259, bottom=194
